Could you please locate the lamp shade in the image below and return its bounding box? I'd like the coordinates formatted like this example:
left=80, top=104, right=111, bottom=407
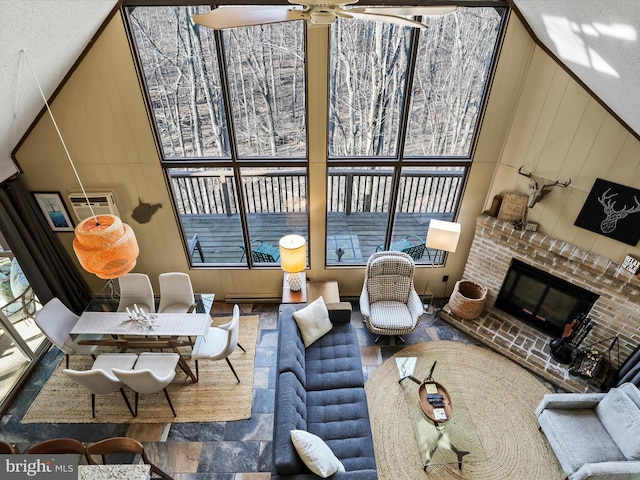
left=73, top=214, right=139, bottom=280
left=426, top=219, right=461, bottom=253
left=279, top=235, right=307, bottom=273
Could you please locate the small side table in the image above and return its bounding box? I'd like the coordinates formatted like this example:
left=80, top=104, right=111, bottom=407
left=282, top=272, right=307, bottom=304
left=307, top=281, right=340, bottom=303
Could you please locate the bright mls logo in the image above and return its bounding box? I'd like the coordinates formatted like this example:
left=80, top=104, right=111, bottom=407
left=1, top=455, right=77, bottom=479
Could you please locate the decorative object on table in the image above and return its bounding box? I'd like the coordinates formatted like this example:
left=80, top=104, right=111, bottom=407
left=517, top=166, right=572, bottom=208
left=574, top=178, right=640, bottom=245
left=131, top=197, right=162, bottom=224
left=279, top=234, right=307, bottom=292
left=621, top=254, right=640, bottom=275
left=23, top=51, right=139, bottom=279
left=400, top=360, right=453, bottom=425
left=512, top=218, right=524, bottom=230
left=448, top=280, right=487, bottom=320
left=497, top=191, right=528, bottom=222
left=32, top=191, right=74, bottom=232
left=549, top=313, right=594, bottom=364
left=524, top=221, right=539, bottom=232
left=123, top=303, right=157, bottom=330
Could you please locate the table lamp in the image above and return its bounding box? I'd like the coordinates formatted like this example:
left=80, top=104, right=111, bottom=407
left=423, top=219, right=461, bottom=313
left=279, top=234, right=307, bottom=292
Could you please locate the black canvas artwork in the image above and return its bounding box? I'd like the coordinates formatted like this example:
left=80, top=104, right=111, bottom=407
left=574, top=178, right=640, bottom=246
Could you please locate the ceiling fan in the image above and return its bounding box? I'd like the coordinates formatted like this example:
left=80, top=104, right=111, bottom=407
left=192, top=1, right=457, bottom=30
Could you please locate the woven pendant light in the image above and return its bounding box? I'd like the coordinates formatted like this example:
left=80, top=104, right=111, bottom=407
left=73, top=215, right=139, bottom=280
left=23, top=50, right=140, bottom=280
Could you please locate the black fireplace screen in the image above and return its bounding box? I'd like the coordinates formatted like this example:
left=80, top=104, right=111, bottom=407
left=495, top=259, right=599, bottom=337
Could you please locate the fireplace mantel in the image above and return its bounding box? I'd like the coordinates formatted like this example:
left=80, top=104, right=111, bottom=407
left=440, top=214, right=640, bottom=392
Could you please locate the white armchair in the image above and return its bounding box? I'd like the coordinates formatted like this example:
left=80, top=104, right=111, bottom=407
left=359, top=251, right=423, bottom=343
left=536, top=382, right=640, bottom=479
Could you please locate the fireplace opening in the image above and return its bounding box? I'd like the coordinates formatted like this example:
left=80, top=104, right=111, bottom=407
left=495, top=259, right=599, bottom=337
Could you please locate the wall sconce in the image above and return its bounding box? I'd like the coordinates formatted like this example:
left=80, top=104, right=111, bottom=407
left=423, top=219, right=461, bottom=313
left=279, top=234, right=307, bottom=292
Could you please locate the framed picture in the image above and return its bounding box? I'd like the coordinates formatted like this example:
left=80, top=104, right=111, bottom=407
left=33, top=192, right=75, bottom=232
left=574, top=178, right=640, bottom=246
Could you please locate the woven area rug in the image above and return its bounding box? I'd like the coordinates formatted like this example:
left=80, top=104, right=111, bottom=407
left=22, top=315, right=259, bottom=424
left=365, top=341, right=564, bottom=480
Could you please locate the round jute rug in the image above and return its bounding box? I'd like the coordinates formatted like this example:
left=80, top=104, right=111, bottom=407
left=365, top=341, right=564, bottom=480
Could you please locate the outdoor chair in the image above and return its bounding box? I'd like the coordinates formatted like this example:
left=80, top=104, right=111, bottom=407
left=0, top=257, right=38, bottom=325
left=117, top=273, right=155, bottom=314
left=86, top=436, right=173, bottom=480
left=191, top=304, right=245, bottom=382
left=239, top=240, right=280, bottom=263
left=63, top=353, right=138, bottom=418
left=376, top=235, right=426, bottom=261
left=360, top=251, right=423, bottom=343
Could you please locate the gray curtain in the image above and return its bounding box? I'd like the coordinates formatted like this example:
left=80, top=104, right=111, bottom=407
left=0, top=175, right=91, bottom=313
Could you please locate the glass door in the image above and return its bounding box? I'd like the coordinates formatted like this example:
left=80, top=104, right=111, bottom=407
left=0, top=234, right=47, bottom=412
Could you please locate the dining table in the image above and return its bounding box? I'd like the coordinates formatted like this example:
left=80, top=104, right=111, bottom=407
left=70, top=310, right=212, bottom=383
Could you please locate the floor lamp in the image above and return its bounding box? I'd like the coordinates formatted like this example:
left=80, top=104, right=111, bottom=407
left=423, top=219, right=461, bottom=314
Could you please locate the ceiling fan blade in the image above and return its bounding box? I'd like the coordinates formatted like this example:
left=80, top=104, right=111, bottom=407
left=193, top=7, right=305, bottom=30
left=343, top=11, right=428, bottom=29
left=351, top=6, right=457, bottom=17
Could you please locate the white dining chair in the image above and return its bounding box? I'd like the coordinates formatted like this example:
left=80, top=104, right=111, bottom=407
left=34, top=298, right=103, bottom=368
left=191, top=304, right=245, bottom=382
left=117, top=273, right=155, bottom=313
left=113, top=352, right=180, bottom=417
left=157, top=272, right=195, bottom=313
left=63, top=353, right=138, bottom=418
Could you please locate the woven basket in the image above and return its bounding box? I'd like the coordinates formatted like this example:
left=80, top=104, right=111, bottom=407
left=449, top=280, right=488, bottom=320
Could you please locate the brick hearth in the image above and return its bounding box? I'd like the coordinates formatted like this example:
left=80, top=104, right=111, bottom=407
left=440, top=214, right=640, bottom=392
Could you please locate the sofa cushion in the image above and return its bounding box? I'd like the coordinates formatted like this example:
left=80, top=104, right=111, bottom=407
left=274, top=372, right=308, bottom=475
left=538, top=408, right=626, bottom=474
left=277, top=306, right=307, bottom=389
left=307, top=387, right=377, bottom=474
left=293, top=297, right=333, bottom=347
left=596, top=387, right=640, bottom=460
left=305, top=322, right=364, bottom=391
left=9, top=258, right=29, bottom=298
left=290, top=430, right=345, bottom=478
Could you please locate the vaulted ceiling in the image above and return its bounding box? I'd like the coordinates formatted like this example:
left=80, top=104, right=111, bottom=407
left=0, top=1, right=637, bottom=183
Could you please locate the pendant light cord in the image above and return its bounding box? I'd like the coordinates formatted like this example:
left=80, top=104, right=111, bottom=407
left=21, top=49, right=98, bottom=222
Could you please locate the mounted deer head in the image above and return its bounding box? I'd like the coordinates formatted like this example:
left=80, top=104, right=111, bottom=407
left=518, top=166, right=571, bottom=208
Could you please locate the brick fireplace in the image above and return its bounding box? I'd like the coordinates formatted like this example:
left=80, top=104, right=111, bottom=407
left=440, top=214, right=640, bottom=392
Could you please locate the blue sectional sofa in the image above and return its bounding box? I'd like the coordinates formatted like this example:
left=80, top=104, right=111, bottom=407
left=272, top=302, right=378, bottom=480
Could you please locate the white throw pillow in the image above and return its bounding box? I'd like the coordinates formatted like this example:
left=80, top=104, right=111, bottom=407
left=290, top=430, right=345, bottom=478
left=292, top=296, right=332, bottom=347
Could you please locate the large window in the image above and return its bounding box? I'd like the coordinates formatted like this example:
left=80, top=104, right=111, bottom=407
left=126, top=4, right=308, bottom=266
left=125, top=3, right=506, bottom=268
left=327, top=7, right=506, bottom=265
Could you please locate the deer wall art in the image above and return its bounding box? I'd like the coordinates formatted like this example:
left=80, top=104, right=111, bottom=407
left=574, top=178, right=640, bottom=246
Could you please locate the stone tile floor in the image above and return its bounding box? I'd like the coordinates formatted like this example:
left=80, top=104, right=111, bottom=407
left=0, top=300, right=481, bottom=479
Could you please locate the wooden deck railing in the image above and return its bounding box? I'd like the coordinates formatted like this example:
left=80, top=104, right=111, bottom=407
left=169, top=168, right=463, bottom=216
